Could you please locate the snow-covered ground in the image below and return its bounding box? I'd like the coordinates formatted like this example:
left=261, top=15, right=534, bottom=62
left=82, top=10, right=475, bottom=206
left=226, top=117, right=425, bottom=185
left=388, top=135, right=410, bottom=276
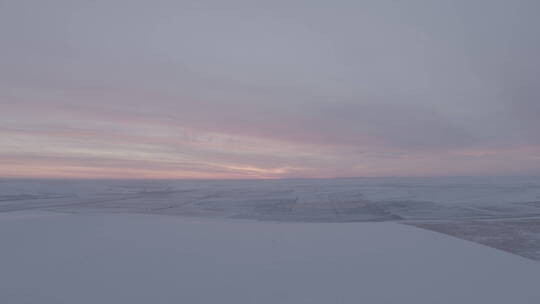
left=1, top=177, right=540, bottom=259
left=1, top=177, right=540, bottom=303
left=2, top=177, right=540, bottom=221
left=1, top=211, right=539, bottom=304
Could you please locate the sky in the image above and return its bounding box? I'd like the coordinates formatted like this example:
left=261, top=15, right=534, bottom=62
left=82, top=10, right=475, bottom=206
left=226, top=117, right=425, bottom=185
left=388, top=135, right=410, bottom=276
left=1, top=0, right=540, bottom=179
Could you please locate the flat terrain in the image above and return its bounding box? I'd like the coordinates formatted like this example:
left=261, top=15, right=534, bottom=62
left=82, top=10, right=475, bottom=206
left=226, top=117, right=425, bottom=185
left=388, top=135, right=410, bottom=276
left=1, top=177, right=540, bottom=259
left=1, top=211, right=540, bottom=304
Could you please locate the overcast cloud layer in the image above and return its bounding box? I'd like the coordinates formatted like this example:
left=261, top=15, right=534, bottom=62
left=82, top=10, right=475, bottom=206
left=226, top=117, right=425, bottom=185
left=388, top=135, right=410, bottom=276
left=1, top=0, right=539, bottom=178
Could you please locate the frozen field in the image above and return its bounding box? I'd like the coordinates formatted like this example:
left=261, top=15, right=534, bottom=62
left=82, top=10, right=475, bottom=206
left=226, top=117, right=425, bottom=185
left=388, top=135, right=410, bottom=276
left=2, top=177, right=540, bottom=220
left=1, top=211, right=540, bottom=304
left=1, top=177, right=540, bottom=259
left=1, top=177, right=540, bottom=303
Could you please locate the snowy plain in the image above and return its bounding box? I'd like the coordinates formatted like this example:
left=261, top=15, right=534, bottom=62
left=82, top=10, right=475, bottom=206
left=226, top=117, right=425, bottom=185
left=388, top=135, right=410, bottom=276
left=1, top=177, right=540, bottom=303
left=1, top=211, right=540, bottom=304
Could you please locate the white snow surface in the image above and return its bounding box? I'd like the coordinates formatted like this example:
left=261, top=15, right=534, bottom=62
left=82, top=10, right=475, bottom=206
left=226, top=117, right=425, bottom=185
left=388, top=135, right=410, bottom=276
left=2, top=177, right=540, bottom=222
left=1, top=211, right=539, bottom=304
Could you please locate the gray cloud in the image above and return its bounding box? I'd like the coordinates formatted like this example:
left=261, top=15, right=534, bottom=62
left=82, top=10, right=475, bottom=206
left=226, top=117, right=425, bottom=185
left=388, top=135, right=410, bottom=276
left=1, top=0, right=540, bottom=177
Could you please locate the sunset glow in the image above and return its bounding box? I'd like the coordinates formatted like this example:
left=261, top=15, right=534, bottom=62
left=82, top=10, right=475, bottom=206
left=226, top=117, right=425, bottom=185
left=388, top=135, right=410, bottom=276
left=1, top=0, right=540, bottom=179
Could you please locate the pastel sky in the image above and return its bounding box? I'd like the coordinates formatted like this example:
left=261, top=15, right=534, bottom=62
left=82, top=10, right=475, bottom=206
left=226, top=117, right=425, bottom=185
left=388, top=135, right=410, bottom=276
left=1, top=0, right=540, bottom=179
